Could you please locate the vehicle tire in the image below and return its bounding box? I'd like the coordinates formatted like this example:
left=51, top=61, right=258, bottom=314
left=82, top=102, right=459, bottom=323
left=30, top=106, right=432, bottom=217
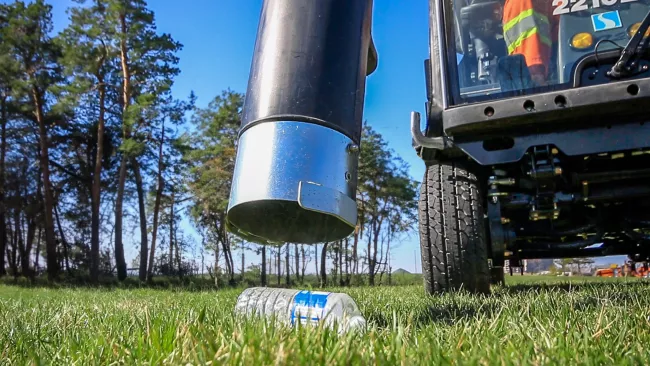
left=490, top=266, right=505, bottom=286
left=418, top=161, right=491, bottom=294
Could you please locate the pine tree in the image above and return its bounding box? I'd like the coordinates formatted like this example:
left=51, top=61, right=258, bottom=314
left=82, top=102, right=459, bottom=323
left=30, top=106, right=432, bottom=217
left=357, top=123, right=418, bottom=285
left=1, top=0, right=63, bottom=280
left=58, top=0, right=119, bottom=282
left=184, top=90, right=243, bottom=284
left=0, top=5, right=21, bottom=276
left=146, top=93, right=194, bottom=281
left=66, top=0, right=184, bottom=281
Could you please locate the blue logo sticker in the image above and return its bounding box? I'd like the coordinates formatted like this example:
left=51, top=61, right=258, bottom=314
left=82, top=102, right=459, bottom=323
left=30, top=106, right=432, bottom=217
left=591, top=11, right=623, bottom=32
left=290, top=291, right=330, bottom=326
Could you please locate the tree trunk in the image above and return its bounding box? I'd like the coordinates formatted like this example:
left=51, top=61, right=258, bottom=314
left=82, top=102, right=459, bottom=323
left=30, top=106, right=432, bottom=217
left=314, top=244, right=320, bottom=283
left=320, top=242, right=329, bottom=287
left=229, top=246, right=235, bottom=282
left=221, top=239, right=234, bottom=284
left=377, top=231, right=392, bottom=285
left=332, top=242, right=338, bottom=285
left=131, top=158, right=147, bottom=281
left=370, top=222, right=380, bottom=286
left=345, top=237, right=350, bottom=286
left=11, top=209, right=20, bottom=275
left=366, top=229, right=372, bottom=285
left=241, top=251, right=245, bottom=280
left=54, top=204, right=69, bottom=274
left=301, top=245, right=306, bottom=283
left=90, top=78, right=106, bottom=283
left=285, top=244, right=290, bottom=285
left=5, top=245, right=11, bottom=275
left=294, top=244, right=300, bottom=284
left=368, top=221, right=375, bottom=286
left=339, top=240, right=344, bottom=286
left=166, top=238, right=172, bottom=274
left=384, top=233, right=392, bottom=282
left=174, top=226, right=181, bottom=278
left=169, top=191, right=175, bottom=274
left=17, top=163, right=30, bottom=276
left=114, top=157, right=128, bottom=281
left=114, top=12, right=131, bottom=283
left=32, top=87, right=58, bottom=280
left=353, top=226, right=360, bottom=276
left=276, top=249, right=281, bottom=286
left=216, top=215, right=235, bottom=284
left=6, top=237, right=12, bottom=275
left=19, top=213, right=25, bottom=273
left=261, top=245, right=267, bottom=286
left=227, top=244, right=234, bottom=281
left=21, top=218, right=35, bottom=276
left=333, top=242, right=338, bottom=285
left=213, top=244, right=219, bottom=287
left=34, top=227, right=41, bottom=272
left=147, top=118, right=165, bottom=281
left=0, top=96, right=6, bottom=276
left=300, top=244, right=307, bottom=284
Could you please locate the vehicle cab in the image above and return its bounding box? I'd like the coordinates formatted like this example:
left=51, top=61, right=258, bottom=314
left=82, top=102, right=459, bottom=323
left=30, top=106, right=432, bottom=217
left=418, top=0, right=650, bottom=158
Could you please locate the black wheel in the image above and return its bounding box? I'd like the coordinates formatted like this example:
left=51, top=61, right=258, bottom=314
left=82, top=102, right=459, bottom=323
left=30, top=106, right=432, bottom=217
left=490, top=266, right=505, bottom=285
left=418, top=161, right=491, bottom=294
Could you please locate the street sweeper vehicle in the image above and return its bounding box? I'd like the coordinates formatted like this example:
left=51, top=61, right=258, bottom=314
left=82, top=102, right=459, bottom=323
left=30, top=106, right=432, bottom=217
left=225, top=0, right=650, bottom=295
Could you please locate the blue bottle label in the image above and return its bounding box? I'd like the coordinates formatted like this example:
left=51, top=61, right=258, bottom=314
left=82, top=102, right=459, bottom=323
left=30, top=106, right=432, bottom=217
left=290, top=290, right=331, bottom=326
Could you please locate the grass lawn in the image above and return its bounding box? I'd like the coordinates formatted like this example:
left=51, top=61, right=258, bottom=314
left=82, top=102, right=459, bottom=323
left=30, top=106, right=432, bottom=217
left=1, top=275, right=649, bottom=365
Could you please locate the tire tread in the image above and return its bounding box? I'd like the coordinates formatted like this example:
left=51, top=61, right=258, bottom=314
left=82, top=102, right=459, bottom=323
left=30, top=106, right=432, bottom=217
left=419, top=161, right=490, bottom=294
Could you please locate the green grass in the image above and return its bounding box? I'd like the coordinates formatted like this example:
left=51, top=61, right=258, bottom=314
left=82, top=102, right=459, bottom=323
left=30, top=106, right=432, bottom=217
left=1, top=276, right=650, bottom=365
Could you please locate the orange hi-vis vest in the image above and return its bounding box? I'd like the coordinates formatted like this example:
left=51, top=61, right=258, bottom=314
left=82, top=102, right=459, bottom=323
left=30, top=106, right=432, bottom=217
left=503, top=0, right=557, bottom=78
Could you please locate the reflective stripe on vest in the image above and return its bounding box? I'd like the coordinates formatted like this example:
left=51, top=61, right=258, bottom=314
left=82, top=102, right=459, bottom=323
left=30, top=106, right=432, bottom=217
left=503, top=8, right=552, bottom=54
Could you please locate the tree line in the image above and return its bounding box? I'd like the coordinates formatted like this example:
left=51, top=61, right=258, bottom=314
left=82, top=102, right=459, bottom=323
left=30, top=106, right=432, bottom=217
left=0, top=0, right=419, bottom=287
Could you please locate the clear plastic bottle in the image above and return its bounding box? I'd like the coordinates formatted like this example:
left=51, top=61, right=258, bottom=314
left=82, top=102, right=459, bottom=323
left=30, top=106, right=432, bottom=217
left=234, top=287, right=366, bottom=334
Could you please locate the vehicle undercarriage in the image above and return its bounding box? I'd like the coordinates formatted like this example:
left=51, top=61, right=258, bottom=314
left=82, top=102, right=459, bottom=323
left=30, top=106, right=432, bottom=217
left=486, top=145, right=650, bottom=266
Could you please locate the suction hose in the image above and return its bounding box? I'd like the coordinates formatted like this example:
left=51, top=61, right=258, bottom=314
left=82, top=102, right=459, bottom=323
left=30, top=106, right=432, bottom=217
left=227, top=0, right=376, bottom=245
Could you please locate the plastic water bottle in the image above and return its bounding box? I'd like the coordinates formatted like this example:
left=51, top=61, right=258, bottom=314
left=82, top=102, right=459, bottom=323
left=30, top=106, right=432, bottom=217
left=234, top=287, right=366, bottom=334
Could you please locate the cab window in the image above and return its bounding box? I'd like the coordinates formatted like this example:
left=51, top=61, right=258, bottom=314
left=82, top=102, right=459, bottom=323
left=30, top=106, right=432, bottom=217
left=448, top=0, right=650, bottom=105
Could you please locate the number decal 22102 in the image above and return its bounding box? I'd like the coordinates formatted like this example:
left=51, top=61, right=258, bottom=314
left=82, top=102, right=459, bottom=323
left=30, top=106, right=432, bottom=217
left=553, top=0, right=637, bottom=16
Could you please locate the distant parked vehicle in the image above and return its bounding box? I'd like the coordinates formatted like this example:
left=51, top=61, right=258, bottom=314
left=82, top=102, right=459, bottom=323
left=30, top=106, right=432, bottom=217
left=595, top=262, right=650, bottom=277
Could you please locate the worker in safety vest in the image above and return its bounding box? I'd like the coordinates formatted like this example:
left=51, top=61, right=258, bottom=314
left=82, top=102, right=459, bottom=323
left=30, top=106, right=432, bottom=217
left=502, top=0, right=559, bottom=86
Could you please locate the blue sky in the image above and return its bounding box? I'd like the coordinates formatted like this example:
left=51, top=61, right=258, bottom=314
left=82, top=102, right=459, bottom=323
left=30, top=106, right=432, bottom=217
left=31, top=0, right=625, bottom=272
